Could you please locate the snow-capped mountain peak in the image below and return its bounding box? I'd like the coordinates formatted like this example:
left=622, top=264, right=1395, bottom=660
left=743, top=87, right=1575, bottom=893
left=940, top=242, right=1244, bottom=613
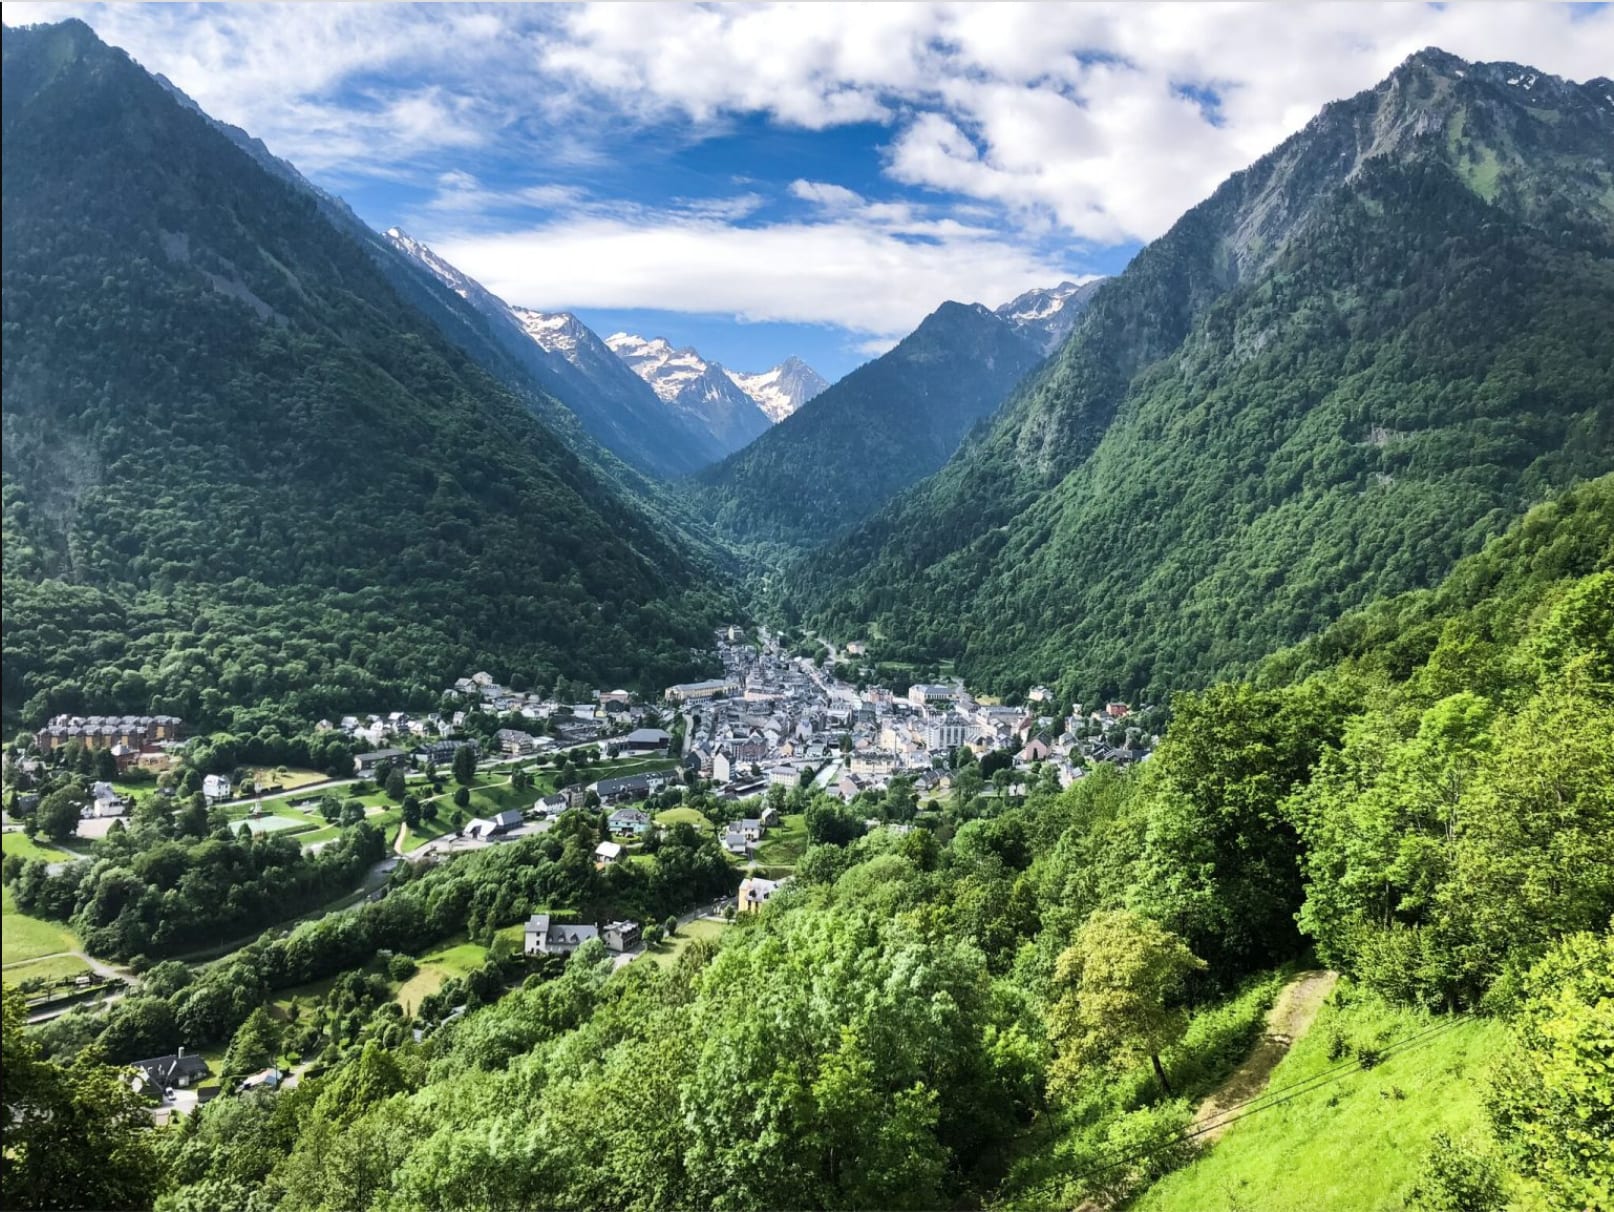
left=726, top=356, right=829, bottom=422
left=605, top=333, right=717, bottom=404
left=512, top=307, right=590, bottom=357
left=607, top=333, right=827, bottom=423
left=994, top=278, right=1107, bottom=354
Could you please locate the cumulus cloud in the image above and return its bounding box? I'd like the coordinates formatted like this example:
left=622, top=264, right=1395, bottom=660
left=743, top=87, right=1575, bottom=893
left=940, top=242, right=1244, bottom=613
left=9, top=1, right=1609, bottom=333
left=537, top=1, right=1613, bottom=242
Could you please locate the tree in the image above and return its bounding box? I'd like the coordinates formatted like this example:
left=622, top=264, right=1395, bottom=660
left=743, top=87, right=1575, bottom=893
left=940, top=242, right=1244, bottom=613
left=0, top=986, right=163, bottom=1210
left=93, top=747, right=119, bottom=781
left=664, top=914, right=679, bottom=939
left=401, top=795, right=422, bottom=830
left=384, top=767, right=407, bottom=802
left=453, top=787, right=470, bottom=810
left=452, top=745, right=477, bottom=787
left=1487, top=930, right=1613, bottom=1212
left=1047, top=909, right=1207, bottom=1096
left=223, top=1006, right=283, bottom=1081
left=36, top=786, right=84, bottom=843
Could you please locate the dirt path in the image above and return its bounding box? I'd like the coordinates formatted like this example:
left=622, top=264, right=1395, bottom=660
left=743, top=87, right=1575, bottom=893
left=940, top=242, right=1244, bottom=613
left=1192, top=968, right=1338, bottom=1144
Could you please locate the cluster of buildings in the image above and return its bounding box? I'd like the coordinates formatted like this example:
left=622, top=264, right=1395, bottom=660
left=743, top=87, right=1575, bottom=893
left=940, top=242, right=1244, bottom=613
left=673, top=631, right=1154, bottom=807
left=327, top=673, right=670, bottom=772
left=523, top=912, right=642, bottom=956
left=32, top=714, right=186, bottom=772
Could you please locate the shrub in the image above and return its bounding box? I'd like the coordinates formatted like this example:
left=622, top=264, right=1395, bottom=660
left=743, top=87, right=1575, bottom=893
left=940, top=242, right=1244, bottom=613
left=1408, top=1132, right=1507, bottom=1212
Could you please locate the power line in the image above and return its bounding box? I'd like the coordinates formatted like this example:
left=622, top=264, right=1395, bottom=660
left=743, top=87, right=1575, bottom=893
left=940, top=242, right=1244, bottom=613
left=1060, top=1015, right=1469, bottom=1189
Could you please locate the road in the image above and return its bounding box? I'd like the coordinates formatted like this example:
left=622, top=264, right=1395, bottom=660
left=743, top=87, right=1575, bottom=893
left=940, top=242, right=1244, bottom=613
left=12, top=949, right=137, bottom=1024
left=207, top=738, right=608, bottom=813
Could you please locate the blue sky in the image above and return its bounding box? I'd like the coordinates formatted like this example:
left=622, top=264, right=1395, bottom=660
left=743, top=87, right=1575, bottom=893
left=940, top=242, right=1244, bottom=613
left=7, top=2, right=1608, bottom=380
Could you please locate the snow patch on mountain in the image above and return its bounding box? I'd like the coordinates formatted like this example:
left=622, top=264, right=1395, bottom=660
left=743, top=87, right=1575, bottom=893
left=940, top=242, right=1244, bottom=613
left=726, top=356, right=830, bottom=422
left=995, top=278, right=1107, bottom=354
left=605, top=333, right=716, bottom=403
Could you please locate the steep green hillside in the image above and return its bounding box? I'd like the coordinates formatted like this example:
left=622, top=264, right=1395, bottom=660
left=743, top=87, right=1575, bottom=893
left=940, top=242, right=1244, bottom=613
left=693, top=302, right=1044, bottom=551
left=0, top=20, right=727, bottom=726
left=792, top=50, right=1614, bottom=700
left=1133, top=988, right=1510, bottom=1212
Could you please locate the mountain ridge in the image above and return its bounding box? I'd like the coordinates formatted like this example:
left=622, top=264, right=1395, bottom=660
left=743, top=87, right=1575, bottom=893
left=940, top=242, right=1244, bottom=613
left=787, top=47, right=1614, bottom=699
left=692, top=300, right=1046, bottom=551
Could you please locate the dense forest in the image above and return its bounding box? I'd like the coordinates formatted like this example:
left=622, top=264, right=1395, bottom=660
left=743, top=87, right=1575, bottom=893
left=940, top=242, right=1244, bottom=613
left=693, top=302, right=1044, bottom=553
left=8, top=475, right=1608, bottom=1212
left=0, top=21, right=728, bottom=731
left=788, top=50, right=1614, bottom=701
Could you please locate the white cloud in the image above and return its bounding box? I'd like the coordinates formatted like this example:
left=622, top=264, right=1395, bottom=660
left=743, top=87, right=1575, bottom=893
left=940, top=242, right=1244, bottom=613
left=535, top=1, right=1614, bottom=241
left=790, top=180, right=866, bottom=211
left=432, top=211, right=1071, bottom=338
left=9, top=1, right=1609, bottom=334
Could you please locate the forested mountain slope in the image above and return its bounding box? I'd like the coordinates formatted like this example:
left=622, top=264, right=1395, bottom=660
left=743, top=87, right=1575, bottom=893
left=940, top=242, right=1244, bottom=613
left=790, top=49, right=1614, bottom=699
left=0, top=20, right=727, bottom=726
left=694, top=302, right=1045, bottom=550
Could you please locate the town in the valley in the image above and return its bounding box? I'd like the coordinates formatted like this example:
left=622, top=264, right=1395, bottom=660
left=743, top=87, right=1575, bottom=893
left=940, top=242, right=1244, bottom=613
left=2, top=626, right=1158, bottom=1112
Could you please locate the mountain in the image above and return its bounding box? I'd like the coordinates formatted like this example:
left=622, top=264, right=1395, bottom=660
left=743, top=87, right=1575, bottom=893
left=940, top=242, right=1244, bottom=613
left=380, top=230, right=729, bottom=476
left=693, top=302, right=1045, bottom=550
left=995, top=278, right=1106, bottom=353
left=789, top=48, right=1614, bottom=700
left=726, top=356, right=830, bottom=422
left=605, top=333, right=774, bottom=456
left=0, top=19, right=728, bottom=725
left=150, top=80, right=722, bottom=483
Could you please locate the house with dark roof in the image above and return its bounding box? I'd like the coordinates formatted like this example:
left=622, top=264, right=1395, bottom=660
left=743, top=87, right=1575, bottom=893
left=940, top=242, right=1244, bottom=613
left=590, top=771, right=673, bottom=804
left=353, top=748, right=406, bottom=777
left=618, top=728, right=671, bottom=753
left=464, top=809, right=523, bottom=840
left=129, top=1050, right=211, bottom=1099
left=603, top=920, right=642, bottom=952
left=523, top=913, right=599, bottom=956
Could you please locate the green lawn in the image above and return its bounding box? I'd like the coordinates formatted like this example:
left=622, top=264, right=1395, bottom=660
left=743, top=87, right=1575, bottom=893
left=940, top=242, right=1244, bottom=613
left=3, top=952, right=91, bottom=987
left=1, top=832, right=75, bottom=863
left=420, top=939, right=491, bottom=977
left=400, top=817, right=458, bottom=852
left=1134, top=988, right=1510, bottom=1212
left=2, top=885, right=80, bottom=965
left=654, top=806, right=713, bottom=830
left=394, top=938, right=494, bottom=1013
left=268, top=974, right=342, bottom=1022
left=753, top=813, right=807, bottom=869
left=643, top=918, right=728, bottom=970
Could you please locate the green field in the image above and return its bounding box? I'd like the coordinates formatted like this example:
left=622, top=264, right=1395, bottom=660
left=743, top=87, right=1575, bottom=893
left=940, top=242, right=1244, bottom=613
left=396, top=938, right=494, bottom=1013
left=1134, top=989, right=1509, bottom=1212
left=753, top=813, right=807, bottom=869
left=1, top=832, right=75, bottom=863
left=395, top=965, right=449, bottom=1014
left=1, top=884, right=80, bottom=965
left=643, top=917, right=728, bottom=970
left=3, top=952, right=92, bottom=987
